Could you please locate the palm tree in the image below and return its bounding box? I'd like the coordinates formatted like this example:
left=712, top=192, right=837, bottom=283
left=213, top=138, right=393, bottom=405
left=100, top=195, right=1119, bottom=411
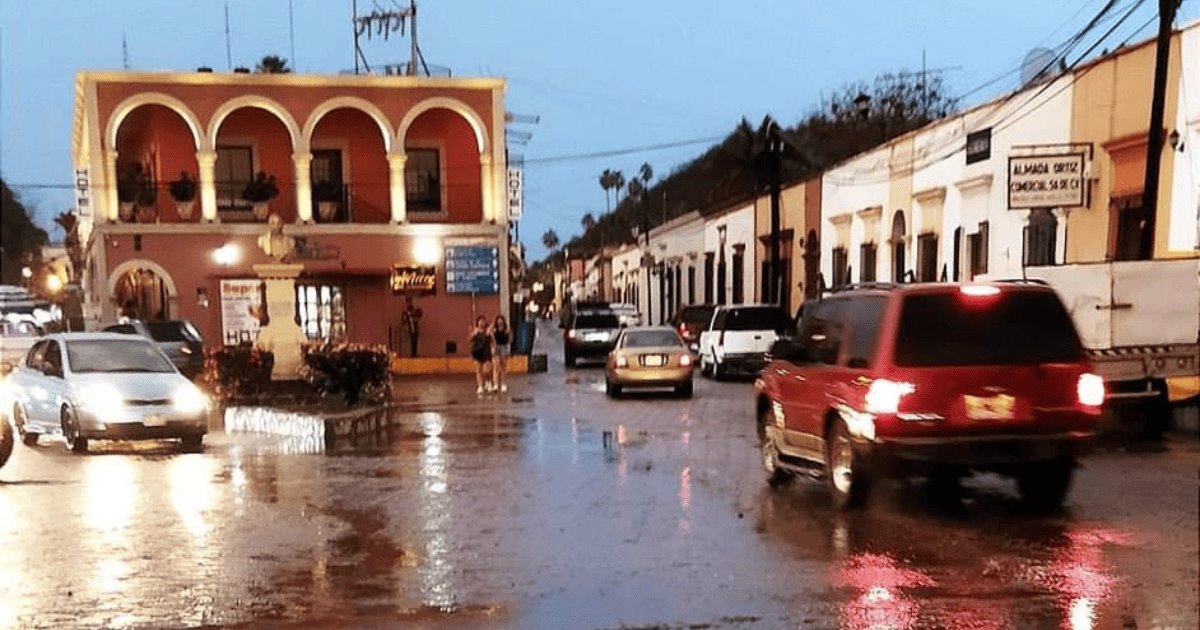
left=541, top=229, right=560, bottom=253
left=53, top=212, right=82, bottom=282
left=599, top=169, right=615, bottom=214
left=581, top=213, right=596, bottom=232
left=255, top=55, right=291, bottom=74
left=611, top=171, right=626, bottom=206
left=638, top=162, right=653, bottom=187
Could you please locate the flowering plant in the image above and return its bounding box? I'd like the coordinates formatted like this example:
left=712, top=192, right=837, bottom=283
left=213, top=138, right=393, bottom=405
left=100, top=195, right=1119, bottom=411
left=300, top=343, right=390, bottom=405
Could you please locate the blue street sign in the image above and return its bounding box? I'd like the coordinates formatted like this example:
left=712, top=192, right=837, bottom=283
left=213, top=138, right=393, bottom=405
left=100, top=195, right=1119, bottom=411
left=445, top=245, right=500, bottom=294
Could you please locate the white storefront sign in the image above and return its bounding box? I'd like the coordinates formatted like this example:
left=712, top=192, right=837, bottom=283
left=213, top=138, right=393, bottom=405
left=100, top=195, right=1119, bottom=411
left=1007, top=153, right=1086, bottom=209
left=507, top=167, right=523, bottom=220
left=220, top=279, right=264, bottom=346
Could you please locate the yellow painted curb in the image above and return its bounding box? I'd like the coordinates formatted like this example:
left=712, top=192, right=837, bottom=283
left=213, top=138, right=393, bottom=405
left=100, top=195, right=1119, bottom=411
left=391, top=355, right=528, bottom=375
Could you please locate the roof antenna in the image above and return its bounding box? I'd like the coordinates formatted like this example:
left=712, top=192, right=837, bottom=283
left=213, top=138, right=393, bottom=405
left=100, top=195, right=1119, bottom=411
left=122, top=32, right=129, bottom=69
left=224, top=3, right=233, bottom=70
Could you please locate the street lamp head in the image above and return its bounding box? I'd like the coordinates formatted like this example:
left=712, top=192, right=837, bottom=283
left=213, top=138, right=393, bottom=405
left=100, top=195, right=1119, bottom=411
left=854, top=92, right=871, bottom=119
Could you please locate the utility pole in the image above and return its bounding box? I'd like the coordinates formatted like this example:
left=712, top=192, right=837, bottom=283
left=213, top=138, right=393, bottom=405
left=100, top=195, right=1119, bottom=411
left=765, top=120, right=784, bottom=305
left=1139, top=0, right=1179, bottom=260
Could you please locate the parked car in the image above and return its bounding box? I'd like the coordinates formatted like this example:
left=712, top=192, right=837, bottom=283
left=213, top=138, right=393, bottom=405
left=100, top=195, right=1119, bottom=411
left=563, top=305, right=622, bottom=367
left=668, top=304, right=715, bottom=352
left=0, top=397, right=12, bottom=469
left=4, top=332, right=209, bottom=453
left=605, top=327, right=694, bottom=398
left=755, top=282, right=1103, bottom=511
left=609, top=303, right=642, bottom=328
left=0, top=315, right=44, bottom=367
left=104, top=319, right=204, bottom=377
left=698, top=304, right=792, bottom=379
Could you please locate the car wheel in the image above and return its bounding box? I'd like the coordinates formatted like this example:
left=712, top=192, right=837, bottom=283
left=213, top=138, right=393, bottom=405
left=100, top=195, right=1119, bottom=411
left=605, top=380, right=621, bottom=398
left=712, top=356, right=726, bottom=381
left=699, top=355, right=712, bottom=378
left=565, top=351, right=576, bottom=368
left=0, top=415, right=13, bottom=469
left=180, top=435, right=204, bottom=452
left=676, top=381, right=693, bottom=399
left=14, top=405, right=37, bottom=446
left=61, top=407, right=88, bottom=454
left=759, top=408, right=791, bottom=487
left=825, top=418, right=869, bottom=510
left=1016, top=459, right=1074, bottom=512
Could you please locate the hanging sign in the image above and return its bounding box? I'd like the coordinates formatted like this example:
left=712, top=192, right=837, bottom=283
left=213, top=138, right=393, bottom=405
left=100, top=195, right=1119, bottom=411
left=965, top=128, right=992, bottom=165
left=507, top=167, right=523, bottom=221
left=1007, top=152, right=1086, bottom=209
left=219, top=279, right=264, bottom=346
left=391, top=264, right=437, bottom=295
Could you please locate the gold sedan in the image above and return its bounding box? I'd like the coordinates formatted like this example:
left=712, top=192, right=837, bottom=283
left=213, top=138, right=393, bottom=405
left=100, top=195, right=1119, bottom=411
left=605, top=327, right=695, bottom=398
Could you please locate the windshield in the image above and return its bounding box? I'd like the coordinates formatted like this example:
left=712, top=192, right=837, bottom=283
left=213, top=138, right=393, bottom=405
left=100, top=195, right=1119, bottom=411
left=574, top=313, right=619, bottom=329
left=679, top=307, right=714, bottom=326
left=623, top=330, right=684, bottom=348
left=893, top=291, right=1085, bottom=367
left=67, top=339, right=177, bottom=374
left=146, top=321, right=198, bottom=343
left=724, top=307, right=792, bottom=332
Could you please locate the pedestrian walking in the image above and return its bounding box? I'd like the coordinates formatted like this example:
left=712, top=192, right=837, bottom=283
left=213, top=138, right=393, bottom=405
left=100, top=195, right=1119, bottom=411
left=492, top=315, right=511, bottom=393
left=402, top=297, right=423, bottom=357
left=469, top=315, right=494, bottom=395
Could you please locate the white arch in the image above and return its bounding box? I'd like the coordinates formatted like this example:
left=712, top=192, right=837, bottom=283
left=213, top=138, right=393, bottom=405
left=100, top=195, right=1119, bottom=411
left=302, top=96, right=393, bottom=154
left=396, top=97, right=489, bottom=155
left=208, top=95, right=303, bottom=152
left=106, top=258, right=179, bottom=300
left=105, top=93, right=204, bottom=150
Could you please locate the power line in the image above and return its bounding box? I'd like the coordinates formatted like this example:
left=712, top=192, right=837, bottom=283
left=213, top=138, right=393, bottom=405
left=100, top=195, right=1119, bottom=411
left=522, top=136, right=724, bottom=166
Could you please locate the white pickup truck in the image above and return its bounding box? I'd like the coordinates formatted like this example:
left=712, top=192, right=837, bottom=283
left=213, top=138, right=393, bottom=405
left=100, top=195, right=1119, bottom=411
left=1025, top=259, right=1200, bottom=436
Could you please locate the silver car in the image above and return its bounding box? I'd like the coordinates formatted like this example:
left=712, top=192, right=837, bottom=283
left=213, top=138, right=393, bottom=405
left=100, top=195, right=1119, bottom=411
left=2, top=333, right=208, bottom=452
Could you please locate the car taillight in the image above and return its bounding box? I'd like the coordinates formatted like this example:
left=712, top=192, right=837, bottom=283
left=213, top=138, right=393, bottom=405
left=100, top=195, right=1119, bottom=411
left=864, top=379, right=916, bottom=414
left=1077, top=373, right=1105, bottom=408
left=567, top=330, right=578, bottom=339
left=678, top=354, right=692, bottom=367
left=679, top=324, right=689, bottom=336
left=615, top=355, right=628, bottom=368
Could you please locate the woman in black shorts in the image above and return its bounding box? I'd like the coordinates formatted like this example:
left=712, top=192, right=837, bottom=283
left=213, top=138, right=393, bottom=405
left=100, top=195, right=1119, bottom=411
left=492, top=315, right=511, bottom=393
left=469, top=315, right=494, bottom=395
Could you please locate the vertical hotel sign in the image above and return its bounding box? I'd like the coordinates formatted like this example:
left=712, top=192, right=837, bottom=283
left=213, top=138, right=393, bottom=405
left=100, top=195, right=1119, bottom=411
left=507, top=167, right=523, bottom=221
left=73, top=166, right=92, bottom=217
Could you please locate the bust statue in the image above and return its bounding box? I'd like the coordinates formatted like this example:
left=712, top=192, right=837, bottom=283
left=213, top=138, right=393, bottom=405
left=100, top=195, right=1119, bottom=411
left=257, top=213, right=296, bottom=261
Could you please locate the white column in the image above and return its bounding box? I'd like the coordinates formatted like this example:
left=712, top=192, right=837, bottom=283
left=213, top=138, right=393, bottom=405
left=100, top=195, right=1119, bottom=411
left=197, top=150, right=218, bottom=223
left=479, top=154, right=495, bottom=223
left=293, top=151, right=313, bottom=224
left=388, top=153, right=408, bottom=224
left=104, top=151, right=120, bottom=223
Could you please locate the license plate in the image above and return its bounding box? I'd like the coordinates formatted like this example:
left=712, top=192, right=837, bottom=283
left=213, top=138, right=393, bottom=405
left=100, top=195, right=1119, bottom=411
left=143, top=414, right=167, bottom=427
left=584, top=333, right=607, bottom=342
left=643, top=355, right=665, bottom=367
left=964, top=394, right=1016, bottom=420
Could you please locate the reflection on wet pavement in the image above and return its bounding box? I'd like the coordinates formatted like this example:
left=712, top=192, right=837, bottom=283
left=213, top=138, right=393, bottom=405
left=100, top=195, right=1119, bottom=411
left=0, top=366, right=1196, bottom=629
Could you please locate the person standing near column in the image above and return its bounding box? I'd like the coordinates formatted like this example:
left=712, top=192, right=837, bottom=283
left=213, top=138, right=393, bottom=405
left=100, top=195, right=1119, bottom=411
left=402, top=297, right=423, bottom=357
left=491, top=315, right=511, bottom=393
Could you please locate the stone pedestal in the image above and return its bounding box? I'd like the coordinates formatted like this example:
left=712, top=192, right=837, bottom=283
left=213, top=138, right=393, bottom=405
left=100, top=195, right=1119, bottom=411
left=253, top=263, right=307, bottom=380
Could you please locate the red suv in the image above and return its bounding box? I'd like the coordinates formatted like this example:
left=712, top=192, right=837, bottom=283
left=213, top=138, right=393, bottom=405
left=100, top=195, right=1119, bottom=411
left=755, top=282, right=1104, bottom=511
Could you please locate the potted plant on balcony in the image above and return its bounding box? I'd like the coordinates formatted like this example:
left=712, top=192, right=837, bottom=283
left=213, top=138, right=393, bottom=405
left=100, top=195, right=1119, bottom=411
left=116, top=163, right=149, bottom=222
left=312, top=180, right=342, bottom=222
left=169, top=171, right=198, bottom=220
left=242, top=171, right=279, bottom=220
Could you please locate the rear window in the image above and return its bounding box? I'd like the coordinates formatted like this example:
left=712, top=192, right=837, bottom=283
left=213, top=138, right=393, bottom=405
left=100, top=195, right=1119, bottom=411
left=893, top=291, right=1085, bottom=367
left=679, top=306, right=715, bottom=326
left=623, top=330, right=684, bottom=348
left=574, top=313, right=619, bottom=329
left=723, top=307, right=792, bottom=332
left=145, top=322, right=196, bottom=342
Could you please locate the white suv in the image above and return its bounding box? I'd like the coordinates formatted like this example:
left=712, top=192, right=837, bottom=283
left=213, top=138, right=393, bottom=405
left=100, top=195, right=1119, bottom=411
left=698, top=304, right=792, bottom=379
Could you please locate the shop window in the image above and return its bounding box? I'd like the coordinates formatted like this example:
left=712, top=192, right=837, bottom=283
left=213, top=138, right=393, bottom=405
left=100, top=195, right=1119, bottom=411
left=968, top=222, right=989, bottom=278
left=405, top=148, right=441, bottom=214
left=1026, top=209, right=1058, bottom=266
left=295, top=284, right=345, bottom=341
left=832, top=247, right=849, bottom=288
left=704, top=254, right=714, bottom=304
left=215, top=145, right=253, bottom=214
left=731, top=249, right=744, bottom=304
left=890, top=210, right=907, bottom=282
left=688, top=266, right=696, bottom=305
left=1113, top=196, right=1152, bottom=261
left=917, top=233, right=938, bottom=282
left=717, top=259, right=727, bottom=305
left=859, top=243, right=877, bottom=283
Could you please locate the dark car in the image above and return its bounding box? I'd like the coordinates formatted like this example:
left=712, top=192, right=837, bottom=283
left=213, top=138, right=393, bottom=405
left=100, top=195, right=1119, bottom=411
left=0, top=406, right=12, bottom=469
left=668, top=304, right=715, bottom=351
left=563, top=306, right=621, bottom=367
left=755, top=282, right=1103, bottom=511
left=104, top=320, right=205, bottom=378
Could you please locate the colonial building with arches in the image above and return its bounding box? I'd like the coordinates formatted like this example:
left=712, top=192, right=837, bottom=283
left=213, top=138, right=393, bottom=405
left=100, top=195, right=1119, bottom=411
left=71, top=69, right=509, bottom=355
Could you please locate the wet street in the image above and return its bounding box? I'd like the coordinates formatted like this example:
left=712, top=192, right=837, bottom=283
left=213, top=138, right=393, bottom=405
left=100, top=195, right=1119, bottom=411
left=1, top=322, right=1197, bottom=629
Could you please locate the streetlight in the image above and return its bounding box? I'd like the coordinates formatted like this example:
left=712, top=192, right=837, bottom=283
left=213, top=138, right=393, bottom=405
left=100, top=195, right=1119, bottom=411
left=212, top=243, right=241, bottom=267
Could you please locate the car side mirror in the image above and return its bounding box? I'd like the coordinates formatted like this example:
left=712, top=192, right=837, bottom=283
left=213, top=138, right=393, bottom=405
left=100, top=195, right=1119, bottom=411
left=767, top=338, right=814, bottom=364
left=0, top=362, right=13, bottom=376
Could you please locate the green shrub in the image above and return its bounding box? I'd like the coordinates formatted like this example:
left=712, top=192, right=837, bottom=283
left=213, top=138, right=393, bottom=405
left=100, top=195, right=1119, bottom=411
left=204, top=344, right=274, bottom=400
left=300, top=344, right=390, bottom=405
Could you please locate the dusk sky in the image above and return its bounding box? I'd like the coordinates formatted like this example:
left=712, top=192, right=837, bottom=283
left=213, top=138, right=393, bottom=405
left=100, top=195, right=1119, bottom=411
left=2, top=0, right=1195, bottom=258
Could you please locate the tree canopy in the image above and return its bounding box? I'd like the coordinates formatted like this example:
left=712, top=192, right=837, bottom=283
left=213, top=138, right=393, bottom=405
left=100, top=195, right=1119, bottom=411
left=0, top=179, right=48, bottom=285
left=255, top=55, right=291, bottom=74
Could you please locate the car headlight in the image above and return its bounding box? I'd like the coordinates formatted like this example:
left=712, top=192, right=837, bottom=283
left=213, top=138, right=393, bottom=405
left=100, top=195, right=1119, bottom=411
left=174, top=386, right=208, bottom=414
left=80, top=385, right=125, bottom=418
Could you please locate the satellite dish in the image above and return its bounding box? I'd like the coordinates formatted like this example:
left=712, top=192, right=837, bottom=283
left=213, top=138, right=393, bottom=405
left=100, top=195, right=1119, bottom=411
left=1020, top=48, right=1059, bottom=87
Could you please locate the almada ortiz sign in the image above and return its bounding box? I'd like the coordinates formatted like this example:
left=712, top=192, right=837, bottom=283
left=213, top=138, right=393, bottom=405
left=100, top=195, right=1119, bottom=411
left=1007, top=153, right=1086, bottom=209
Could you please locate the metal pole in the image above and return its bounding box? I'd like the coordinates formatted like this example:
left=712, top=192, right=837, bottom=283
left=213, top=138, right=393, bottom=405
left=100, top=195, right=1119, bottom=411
left=410, top=0, right=419, bottom=76
left=352, top=0, right=359, bottom=75
left=768, top=123, right=782, bottom=305
left=1139, top=0, right=1178, bottom=259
